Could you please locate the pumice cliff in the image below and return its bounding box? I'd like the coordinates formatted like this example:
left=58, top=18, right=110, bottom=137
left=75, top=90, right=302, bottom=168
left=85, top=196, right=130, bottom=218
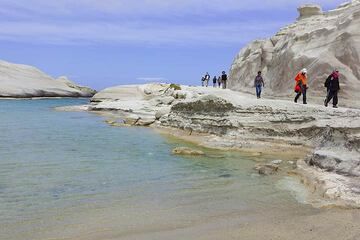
left=229, top=1, right=360, bottom=103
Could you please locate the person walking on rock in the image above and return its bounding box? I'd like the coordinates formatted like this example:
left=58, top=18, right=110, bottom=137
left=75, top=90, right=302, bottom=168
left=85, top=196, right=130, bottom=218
left=213, top=76, right=217, bottom=87
left=201, top=76, right=205, bottom=87
left=204, top=72, right=210, bottom=87
left=221, top=71, right=228, bottom=89
left=324, top=69, right=340, bottom=108
left=254, top=71, right=265, bottom=98
left=217, top=76, right=221, bottom=88
left=294, top=68, right=308, bottom=104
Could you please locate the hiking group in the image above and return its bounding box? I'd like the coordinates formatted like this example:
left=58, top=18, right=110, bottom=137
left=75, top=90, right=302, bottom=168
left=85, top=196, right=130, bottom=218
left=201, top=68, right=341, bottom=108
left=201, top=71, right=228, bottom=89
left=252, top=68, right=340, bottom=107
left=293, top=68, right=340, bottom=108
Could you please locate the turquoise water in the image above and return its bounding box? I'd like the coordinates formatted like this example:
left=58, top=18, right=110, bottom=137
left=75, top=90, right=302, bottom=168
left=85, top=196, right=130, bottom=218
left=0, top=99, right=312, bottom=240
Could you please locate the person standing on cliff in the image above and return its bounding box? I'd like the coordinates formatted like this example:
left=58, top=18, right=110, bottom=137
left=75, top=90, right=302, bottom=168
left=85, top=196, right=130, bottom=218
left=217, top=76, right=221, bottom=88
left=254, top=71, right=265, bottom=98
left=294, top=68, right=308, bottom=104
left=212, top=76, right=217, bottom=87
left=324, top=69, right=340, bottom=108
left=201, top=76, right=205, bottom=87
left=221, top=71, right=228, bottom=89
left=204, top=72, right=210, bottom=87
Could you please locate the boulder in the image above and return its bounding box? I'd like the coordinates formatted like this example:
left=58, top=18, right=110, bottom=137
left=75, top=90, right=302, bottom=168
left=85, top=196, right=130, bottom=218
left=255, top=164, right=279, bottom=175
left=155, top=108, right=170, bottom=120
left=156, top=96, right=175, bottom=105
left=136, top=118, right=156, bottom=126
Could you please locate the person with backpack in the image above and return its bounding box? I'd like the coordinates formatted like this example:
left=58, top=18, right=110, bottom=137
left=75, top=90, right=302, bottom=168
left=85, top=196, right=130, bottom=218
left=221, top=71, right=228, bottom=89
left=204, top=72, right=210, bottom=87
left=294, top=68, right=308, bottom=104
left=212, top=76, right=217, bottom=87
left=201, top=76, right=205, bottom=87
left=324, top=69, right=340, bottom=108
left=254, top=71, right=265, bottom=99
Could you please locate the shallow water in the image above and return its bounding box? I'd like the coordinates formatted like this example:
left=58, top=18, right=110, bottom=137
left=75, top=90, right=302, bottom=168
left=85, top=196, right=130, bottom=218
left=0, top=99, right=315, bottom=240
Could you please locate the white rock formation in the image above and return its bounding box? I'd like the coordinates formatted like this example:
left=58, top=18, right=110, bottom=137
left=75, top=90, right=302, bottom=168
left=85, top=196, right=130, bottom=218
left=56, top=76, right=96, bottom=96
left=229, top=1, right=360, bottom=105
left=0, top=60, right=96, bottom=98
left=82, top=83, right=360, bottom=207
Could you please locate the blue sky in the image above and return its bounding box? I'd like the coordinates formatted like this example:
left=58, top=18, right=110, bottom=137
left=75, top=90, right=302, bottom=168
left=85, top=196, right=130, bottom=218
left=0, top=0, right=345, bottom=90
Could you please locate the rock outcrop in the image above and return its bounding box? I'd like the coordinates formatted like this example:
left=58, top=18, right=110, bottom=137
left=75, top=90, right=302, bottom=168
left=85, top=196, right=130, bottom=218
left=0, top=60, right=96, bottom=98
left=71, top=82, right=360, bottom=207
left=229, top=1, right=360, bottom=105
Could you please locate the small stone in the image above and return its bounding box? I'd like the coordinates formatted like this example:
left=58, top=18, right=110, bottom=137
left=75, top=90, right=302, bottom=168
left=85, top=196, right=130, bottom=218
left=144, top=88, right=152, bottom=95
left=255, top=164, right=279, bottom=175
left=155, top=108, right=170, bottom=120
left=271, top=160, right=283, bottom=165
left=136, top=118, right=156, bottom=126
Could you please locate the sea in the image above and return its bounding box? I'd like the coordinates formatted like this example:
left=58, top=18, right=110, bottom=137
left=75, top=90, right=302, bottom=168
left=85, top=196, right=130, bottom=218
left=0, top=99, right=314, bottom=240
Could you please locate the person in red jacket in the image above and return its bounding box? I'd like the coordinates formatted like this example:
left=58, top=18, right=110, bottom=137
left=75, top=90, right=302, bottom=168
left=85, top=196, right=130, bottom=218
left=294, top=68, right=308, bottom=104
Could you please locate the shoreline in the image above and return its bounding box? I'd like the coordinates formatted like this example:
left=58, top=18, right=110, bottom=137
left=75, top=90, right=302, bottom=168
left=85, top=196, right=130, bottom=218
left=57, top=83, right=360, bottom=208
left=0, top=96, right=93, bottom=100
left=3, top=98, right=360, bottom=240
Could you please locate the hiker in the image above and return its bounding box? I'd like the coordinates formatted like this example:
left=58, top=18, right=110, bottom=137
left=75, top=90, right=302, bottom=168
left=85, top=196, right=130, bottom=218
left=294, top=68, right=308, bottom=104
left=254, top=71, right=265, bottom=98
left=201, top=76, right=205, bottom=87
left=204, top=72, right=210, bottom=87
left=221, top=71, right=228, bottom=89
left=324, top=69, right=340, bottom=108
left=213, top=76, right=217, bottom=87
left=217, top=76, right=221, bottom=88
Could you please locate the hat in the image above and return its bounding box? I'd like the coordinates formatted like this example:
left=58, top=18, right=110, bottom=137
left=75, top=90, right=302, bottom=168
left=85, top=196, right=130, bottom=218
left=301, top=68, right=307, bottom=74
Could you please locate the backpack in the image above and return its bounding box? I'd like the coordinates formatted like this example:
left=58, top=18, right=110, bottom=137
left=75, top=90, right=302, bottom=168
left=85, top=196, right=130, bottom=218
left=324, top=75, right=331, bottom=88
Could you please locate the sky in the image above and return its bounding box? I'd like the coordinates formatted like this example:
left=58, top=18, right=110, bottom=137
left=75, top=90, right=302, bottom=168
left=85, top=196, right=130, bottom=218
left=0, top=0, right=346, bottom=90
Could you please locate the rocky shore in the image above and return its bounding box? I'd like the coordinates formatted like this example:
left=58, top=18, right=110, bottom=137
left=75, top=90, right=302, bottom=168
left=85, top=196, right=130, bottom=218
left=66, top=83, right=360, bottom=208
left=0, top=60, right=96, bottom=98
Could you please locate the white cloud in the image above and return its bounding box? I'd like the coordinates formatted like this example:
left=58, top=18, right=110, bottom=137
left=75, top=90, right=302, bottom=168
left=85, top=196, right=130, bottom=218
left=0, top=20, right=283, bottom=46
left=0, top=0, right=345, bottom=45
left=0, top=0, right=345, bottom=17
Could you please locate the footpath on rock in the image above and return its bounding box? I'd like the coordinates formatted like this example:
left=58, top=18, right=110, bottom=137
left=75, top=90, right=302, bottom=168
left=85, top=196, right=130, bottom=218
left=63, top=83, right=360, bottom=208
